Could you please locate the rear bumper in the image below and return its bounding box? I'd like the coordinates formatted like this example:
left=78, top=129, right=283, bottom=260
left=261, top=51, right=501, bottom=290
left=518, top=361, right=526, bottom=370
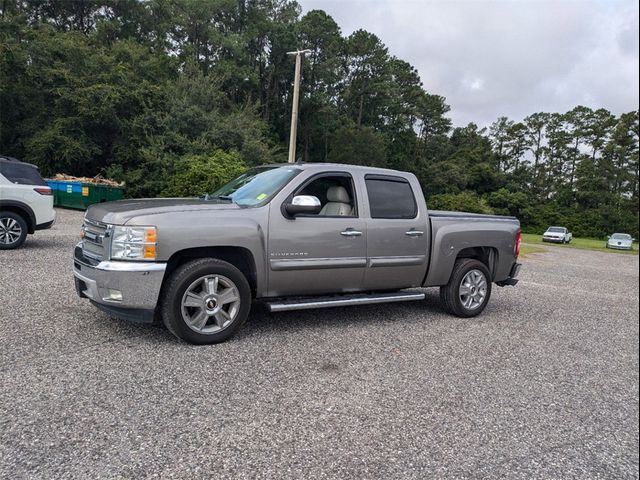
left=73, top=244, right=166, bottom=323
left=496, top=262, right=521, bottom=287
left=35, top=219, right=55, bottom=230
left=34, top=207, right=56, bottom=231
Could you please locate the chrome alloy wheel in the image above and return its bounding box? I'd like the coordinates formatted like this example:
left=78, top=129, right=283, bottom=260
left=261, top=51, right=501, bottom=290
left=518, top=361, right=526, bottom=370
left=459, top=269, right=487, bottom=310
left=181, top=274, right=241, bottom=334
left=0, top=217, right=22, bottom=246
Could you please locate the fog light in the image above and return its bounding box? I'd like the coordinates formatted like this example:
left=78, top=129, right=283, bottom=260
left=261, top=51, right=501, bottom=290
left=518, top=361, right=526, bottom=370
left=105, top=289, right=123, bottom=301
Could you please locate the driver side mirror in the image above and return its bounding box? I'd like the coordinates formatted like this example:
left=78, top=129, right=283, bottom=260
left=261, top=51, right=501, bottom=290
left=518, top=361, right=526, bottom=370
left=284, top=195, right=321, bottom=217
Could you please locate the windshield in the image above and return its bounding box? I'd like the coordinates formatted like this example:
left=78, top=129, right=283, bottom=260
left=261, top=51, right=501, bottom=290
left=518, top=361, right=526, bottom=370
left=547, top=227, right=565, bottom=233
left=611, top=233, right=631, bottom=240
left=209, top=166, right=300, bottom=206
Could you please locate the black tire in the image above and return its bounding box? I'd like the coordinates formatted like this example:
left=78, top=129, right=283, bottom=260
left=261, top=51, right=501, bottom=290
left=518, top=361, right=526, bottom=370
left=440, top=258, right=492, bottom=318
left=0, top=212, right=28, bottom=250
left=160, top=258, right=252, bottom=344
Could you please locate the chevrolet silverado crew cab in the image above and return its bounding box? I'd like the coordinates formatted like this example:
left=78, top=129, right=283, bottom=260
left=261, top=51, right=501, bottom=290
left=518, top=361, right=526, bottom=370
left=73, top=163, right=522, bottom=344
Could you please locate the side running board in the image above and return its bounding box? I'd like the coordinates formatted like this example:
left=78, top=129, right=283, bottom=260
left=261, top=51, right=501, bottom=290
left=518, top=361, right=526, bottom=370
left=265, top=291, right=425, bottom=313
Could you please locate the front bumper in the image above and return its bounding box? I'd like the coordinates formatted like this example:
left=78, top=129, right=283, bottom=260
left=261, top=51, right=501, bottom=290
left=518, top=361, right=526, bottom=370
left=73, top=244, right=166, bottom=323
left=607, top=243, right=632, bottom=250
left=542, top=236, right=564, bottom=243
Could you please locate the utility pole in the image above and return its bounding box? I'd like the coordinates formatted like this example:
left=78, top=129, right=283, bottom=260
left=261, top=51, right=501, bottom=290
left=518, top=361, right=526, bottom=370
left=286, top=49, right=311, bottom=163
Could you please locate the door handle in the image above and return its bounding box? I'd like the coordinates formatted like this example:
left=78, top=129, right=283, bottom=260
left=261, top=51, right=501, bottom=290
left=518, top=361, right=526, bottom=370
left=405, top=230, right=424, bottom=237
left=341, top=229, right=363, bottom=237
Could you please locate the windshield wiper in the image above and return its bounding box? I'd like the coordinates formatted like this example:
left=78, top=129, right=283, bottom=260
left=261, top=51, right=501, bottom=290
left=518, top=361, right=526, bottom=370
left=204, top=194, right=234, bottom=202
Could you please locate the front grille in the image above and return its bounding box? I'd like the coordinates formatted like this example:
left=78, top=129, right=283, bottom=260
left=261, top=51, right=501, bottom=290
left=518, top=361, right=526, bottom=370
left=82, top=218, right=110, bottom=261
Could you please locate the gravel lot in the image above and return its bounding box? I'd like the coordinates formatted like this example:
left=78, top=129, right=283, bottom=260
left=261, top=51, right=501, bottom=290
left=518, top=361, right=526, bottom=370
left=1, top=208, right=638, bottom=479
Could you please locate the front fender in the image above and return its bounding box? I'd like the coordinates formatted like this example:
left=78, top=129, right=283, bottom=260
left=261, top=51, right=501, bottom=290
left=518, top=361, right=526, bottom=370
left=128, top=208, right=269, bottom=296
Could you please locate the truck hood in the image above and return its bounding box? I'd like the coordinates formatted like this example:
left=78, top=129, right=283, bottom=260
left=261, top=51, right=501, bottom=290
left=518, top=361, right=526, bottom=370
left=86, top=198, right=240, bottom=225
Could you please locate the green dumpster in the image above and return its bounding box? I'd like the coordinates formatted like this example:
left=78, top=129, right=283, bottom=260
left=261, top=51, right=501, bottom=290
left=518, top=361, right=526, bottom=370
left=86, top=183, right=125, bottom=206
left=46, top=180, right=125, bottom=209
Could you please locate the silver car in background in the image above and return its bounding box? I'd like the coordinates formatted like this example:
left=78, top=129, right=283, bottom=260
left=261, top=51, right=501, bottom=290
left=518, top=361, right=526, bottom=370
left=606, top=233, right=634, bottom=250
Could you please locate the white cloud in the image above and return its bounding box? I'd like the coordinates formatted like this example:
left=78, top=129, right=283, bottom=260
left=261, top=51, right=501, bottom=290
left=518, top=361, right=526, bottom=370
left=300, top=0, right=639, bottom=127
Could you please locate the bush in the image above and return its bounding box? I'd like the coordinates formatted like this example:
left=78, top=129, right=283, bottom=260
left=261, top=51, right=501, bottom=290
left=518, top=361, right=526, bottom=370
left=427, top=191, right=494, bottom=214
left=162, top=150, right=247, bottom=197
left=519, top=203, right=569, bottom=234
left=486, top=188, right=529, bottom=217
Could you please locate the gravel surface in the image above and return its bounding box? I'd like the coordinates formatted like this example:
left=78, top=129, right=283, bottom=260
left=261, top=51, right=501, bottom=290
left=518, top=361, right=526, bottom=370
left=1, top=208, right=638, bottom=479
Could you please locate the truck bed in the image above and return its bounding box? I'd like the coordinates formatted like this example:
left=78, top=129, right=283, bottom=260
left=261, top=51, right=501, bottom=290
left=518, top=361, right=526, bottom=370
left=428, top=210, right=518, bottom=222
left=424, top=210, right=520, bottom=286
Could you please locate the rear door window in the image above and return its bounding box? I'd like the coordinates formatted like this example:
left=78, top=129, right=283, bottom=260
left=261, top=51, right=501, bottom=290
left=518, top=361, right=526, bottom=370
left=0, top=162, right=46, bottom=186
left=365, top=176, right=417, bottom=219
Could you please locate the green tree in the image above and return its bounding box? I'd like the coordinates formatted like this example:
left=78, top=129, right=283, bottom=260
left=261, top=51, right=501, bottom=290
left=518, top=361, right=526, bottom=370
left=326, top=122, right=387, bottom=167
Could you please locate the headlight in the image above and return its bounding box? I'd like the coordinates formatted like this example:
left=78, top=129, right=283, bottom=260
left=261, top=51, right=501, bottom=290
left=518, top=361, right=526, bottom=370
left=111, top=226, right=157, bottom=261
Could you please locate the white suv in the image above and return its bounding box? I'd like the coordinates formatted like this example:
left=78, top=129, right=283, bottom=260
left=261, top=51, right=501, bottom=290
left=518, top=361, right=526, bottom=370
left=0, top=156, right=56, bottom=249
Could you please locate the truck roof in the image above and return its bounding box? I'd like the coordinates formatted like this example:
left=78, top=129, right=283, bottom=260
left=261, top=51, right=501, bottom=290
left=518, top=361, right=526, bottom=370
left=262, top=162, right=408, bottom=176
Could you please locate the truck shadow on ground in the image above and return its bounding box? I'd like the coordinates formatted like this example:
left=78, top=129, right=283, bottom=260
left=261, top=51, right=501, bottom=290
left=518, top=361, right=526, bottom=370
left=93, top=289, right=492, bottom=346
left=237, top=289, right=448, bottom=338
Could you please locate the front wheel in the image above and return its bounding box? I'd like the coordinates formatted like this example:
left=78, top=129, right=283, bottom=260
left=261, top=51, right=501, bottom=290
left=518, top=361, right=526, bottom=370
left=160, top=258, right=252, bottom=344
left=440, top=258, right=492, bottom=318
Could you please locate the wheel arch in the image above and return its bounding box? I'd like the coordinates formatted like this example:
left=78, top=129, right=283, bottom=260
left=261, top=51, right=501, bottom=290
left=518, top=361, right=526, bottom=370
left=455, top=246, right=498, bottom=280
left=163, top=246, right=258, bottom=297
left=0, top=200, right=36, bottom=233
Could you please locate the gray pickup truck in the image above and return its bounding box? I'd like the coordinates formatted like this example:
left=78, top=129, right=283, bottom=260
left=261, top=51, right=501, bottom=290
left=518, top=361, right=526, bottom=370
left=73, top=163, right=522, bottom=344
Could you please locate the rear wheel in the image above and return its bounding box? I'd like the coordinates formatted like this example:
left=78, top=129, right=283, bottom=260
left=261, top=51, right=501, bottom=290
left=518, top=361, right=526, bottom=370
left=440, top=258, right=492, bottom=317
left=160, top=258, right=251, bottom=344
left=0, top=212, right=28, bottom=249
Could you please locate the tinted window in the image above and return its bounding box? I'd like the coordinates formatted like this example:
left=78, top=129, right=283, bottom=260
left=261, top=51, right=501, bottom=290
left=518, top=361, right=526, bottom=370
left=366, top=177, right=417, bottom=219
left=0, top=161, right=46, bottom=186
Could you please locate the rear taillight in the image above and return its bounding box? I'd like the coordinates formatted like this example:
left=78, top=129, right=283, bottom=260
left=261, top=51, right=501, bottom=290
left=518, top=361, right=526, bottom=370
left=515, top=229, right=522, bottom=257
left=34, top=187, right=52, bottom=195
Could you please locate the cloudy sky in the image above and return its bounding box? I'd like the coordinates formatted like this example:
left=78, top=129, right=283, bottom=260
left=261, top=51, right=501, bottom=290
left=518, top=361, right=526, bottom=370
left=300, top=0, right=639, bottom=127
